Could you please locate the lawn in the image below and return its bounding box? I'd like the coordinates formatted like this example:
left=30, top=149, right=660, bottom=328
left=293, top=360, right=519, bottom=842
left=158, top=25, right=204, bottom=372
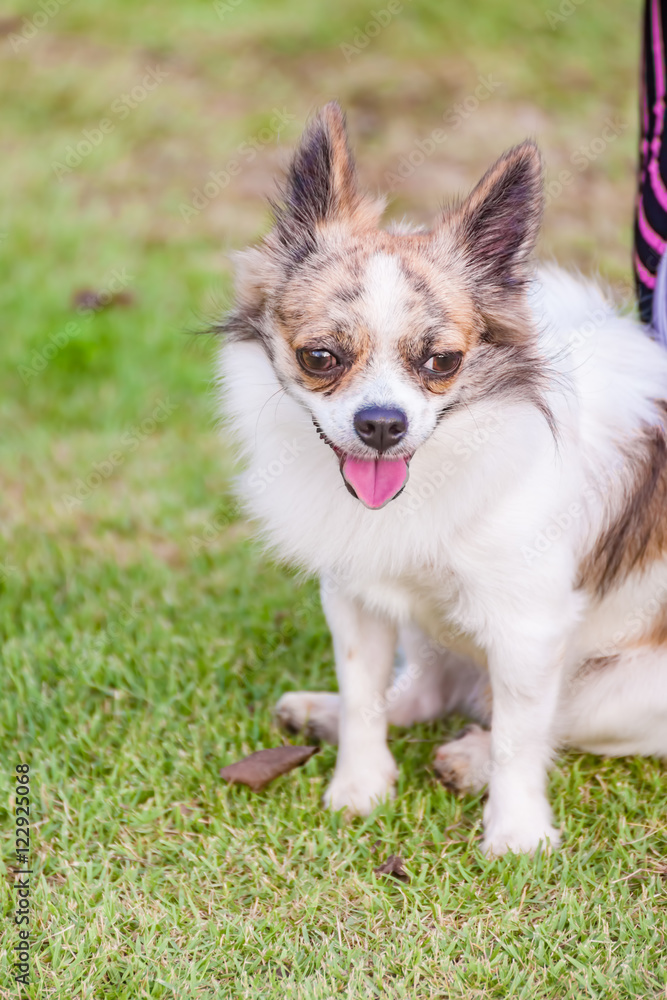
left=1, top=0, right=666, bottom=997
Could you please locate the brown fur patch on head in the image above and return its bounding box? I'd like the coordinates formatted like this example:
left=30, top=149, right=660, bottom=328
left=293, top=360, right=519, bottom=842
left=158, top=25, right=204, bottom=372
left=397, top=332, right=465, bottom=396
left=270, top=231, right=479, bottom=397
left=578, top=408, right=667, bottom=597
left=268, top=241, right=380, bottom=395
left=397, top=254, right=478, bottom=346
left=285, top=323, right=373, bottom=396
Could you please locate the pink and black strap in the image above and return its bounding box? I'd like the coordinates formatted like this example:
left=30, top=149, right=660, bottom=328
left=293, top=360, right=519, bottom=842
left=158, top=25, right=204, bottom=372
left=635, top=0, right=667, bottom=333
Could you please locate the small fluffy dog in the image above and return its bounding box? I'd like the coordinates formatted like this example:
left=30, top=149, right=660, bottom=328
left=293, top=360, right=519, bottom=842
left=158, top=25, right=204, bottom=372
left=219, top=102, right=667, bottom=855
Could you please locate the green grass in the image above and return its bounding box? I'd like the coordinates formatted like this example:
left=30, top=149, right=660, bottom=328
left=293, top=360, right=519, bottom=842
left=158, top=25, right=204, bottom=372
left=1, top=0, right=666, bottom=996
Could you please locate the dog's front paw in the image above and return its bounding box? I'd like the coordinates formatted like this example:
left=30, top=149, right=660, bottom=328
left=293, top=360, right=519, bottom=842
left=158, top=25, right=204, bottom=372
left=274, top=691, right=340, bottom=744
left=434, top=725, right=491, bottom=793
left=482, top=795, right=561, bottom=856
left=324, top=751, right=398, bottom=816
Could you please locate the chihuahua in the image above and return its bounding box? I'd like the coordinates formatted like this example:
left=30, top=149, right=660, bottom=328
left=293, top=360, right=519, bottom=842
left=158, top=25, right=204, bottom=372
left=218, top=103, right=667, bottom=854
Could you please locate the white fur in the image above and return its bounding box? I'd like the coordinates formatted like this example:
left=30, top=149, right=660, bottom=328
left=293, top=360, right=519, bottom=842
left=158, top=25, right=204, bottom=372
left=220, top=265, right=667, bottom=855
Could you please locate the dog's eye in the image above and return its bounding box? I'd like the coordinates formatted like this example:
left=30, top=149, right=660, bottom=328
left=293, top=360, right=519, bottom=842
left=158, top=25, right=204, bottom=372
left=297, top=348, right=339, bottom=373
left=422, top=352, right=463, bottom=376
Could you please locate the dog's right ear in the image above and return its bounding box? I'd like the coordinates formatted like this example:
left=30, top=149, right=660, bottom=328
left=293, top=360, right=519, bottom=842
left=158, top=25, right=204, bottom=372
left=437, top=141, right=543, bottom=344
left=446, top=141, right=543, bottom=295
left=272, top=102, right=382, bottom=262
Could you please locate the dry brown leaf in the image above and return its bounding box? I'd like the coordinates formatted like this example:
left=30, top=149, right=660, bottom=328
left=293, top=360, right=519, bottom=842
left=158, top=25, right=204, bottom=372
left=0, top=17, right=21, bottom=35
left=219, top=745, right=318, bottom=792
left=374, top=854, right=410, bottom=883
left=71, top=288, right=135, bottom=312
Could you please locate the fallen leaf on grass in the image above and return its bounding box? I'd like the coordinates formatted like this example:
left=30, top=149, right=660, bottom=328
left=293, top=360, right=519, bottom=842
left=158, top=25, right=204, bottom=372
left=71, top=288, right=135, bottom=311
left=219, top=745, right=318, bottom=792
left=374, top=854, right=410, bottom=883
left=0, top=17, right=21, bottom=35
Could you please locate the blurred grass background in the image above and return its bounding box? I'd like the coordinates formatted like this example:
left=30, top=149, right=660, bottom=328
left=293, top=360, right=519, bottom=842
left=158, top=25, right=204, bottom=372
left=1, top=1, right=665, bottom=998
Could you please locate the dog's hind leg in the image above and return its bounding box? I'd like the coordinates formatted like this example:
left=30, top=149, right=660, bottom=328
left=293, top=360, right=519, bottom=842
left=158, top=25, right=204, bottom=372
left=433, top=726, right=493, bottom=793
left=274, top=690, right=341, bottom=744
left=558, top=646, right=667, bottom=757
left=275, top=623, right=491, bottom=744
left=396, top=625, right=495, bottom=794
left=388, top=624, right=491, bottom=728
left=433, top=645, right=667, bottom=797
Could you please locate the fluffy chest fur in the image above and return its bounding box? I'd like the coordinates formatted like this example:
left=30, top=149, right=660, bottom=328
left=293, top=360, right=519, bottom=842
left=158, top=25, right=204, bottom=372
left=221, top=264, right=667, bottom=661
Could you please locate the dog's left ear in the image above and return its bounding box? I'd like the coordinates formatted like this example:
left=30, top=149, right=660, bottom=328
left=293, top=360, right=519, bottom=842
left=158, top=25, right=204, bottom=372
left=442, top=142, right=543, bottom=324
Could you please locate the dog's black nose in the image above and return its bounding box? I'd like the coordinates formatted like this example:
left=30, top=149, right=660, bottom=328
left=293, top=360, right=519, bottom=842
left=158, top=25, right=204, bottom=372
left=354, top=407, right=408, bottom=452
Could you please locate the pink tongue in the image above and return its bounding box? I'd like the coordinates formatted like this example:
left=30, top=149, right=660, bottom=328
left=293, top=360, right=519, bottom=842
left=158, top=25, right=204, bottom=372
left=342, top=456, right=409, bottom=509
